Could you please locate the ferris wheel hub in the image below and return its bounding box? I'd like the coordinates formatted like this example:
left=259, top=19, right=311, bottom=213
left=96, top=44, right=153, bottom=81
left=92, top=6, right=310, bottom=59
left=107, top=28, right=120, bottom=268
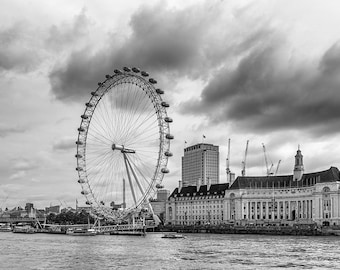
left=112, top=143, right=136, bottom=154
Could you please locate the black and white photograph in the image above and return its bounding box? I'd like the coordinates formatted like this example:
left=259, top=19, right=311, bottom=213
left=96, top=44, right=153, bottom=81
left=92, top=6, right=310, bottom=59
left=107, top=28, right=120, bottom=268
left=1, top=0, right=340, bottom=269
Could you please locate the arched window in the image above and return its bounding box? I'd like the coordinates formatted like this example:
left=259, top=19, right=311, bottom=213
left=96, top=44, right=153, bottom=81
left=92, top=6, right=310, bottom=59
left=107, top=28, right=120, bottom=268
left=322, top=187, right=330, bottom=193
left=230, top=193, right=235, bottom=220
left=322, top=186, right=331, bottom=219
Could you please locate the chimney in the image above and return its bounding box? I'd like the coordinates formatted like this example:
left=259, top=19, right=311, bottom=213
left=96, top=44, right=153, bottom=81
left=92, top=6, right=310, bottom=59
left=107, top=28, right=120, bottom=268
left=197, top=177, right=201, bottom=190
left=178, top=180, right=182, bottom=192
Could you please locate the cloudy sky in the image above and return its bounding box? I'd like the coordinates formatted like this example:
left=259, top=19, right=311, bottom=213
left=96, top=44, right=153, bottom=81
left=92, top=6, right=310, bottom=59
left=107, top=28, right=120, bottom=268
left=1, top=0, right=340, bottom=209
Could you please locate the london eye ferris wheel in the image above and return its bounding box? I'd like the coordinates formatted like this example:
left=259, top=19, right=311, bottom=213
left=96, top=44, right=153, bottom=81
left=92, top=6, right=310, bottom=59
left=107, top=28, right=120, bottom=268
left=75, top=67, right=173, bottom=221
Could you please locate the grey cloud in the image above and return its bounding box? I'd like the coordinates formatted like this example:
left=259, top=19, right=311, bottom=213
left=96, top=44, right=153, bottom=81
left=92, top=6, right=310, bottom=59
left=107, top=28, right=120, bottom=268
left=53, top=137, right=75, bottom=151
left=181, top=39, right=340, bottom=136
left=49, top=2, right=234, bottom=101
left=11, top=158, right=38, bottom=171
left=0, top=23, right=41, bottom=72
left=46, top=8, right=91, bottom=51
left=0, top=124, right=26, bottom=137
left=319, top=42, right=340, bottom=76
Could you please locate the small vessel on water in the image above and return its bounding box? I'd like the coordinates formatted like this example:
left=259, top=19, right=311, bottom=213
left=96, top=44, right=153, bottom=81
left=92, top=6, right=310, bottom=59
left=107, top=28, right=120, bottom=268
left=66, top=227, right=96, bottom=236
left=162, top=233, right=186, bottom=239
left=12, top=225, right=35, bottom=234
left=110, top=230, right=146, bottom=236
left=0, top=224, right=12, bottom=232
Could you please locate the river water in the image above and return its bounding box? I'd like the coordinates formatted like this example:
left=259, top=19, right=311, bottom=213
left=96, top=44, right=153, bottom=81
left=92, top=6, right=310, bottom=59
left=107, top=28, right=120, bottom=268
left=0, top=232, right=339, bottom=269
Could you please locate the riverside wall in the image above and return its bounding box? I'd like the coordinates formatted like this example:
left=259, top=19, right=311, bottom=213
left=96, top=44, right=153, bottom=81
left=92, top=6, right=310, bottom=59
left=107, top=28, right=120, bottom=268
left=160, top=224, right=340, bottom=236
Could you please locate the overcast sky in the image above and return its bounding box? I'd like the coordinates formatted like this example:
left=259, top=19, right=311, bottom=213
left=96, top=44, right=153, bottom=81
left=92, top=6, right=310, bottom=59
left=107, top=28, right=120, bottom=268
left=1, top=0, right=340, bottom=209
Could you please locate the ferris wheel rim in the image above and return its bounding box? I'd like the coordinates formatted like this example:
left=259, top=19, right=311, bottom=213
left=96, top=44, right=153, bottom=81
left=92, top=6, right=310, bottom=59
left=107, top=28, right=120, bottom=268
left=75, top=68, right=172, bottom=220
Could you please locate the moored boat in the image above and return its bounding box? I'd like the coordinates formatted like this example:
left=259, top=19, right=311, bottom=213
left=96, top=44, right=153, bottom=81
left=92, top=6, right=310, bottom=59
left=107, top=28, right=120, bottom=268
left=12, top=225, right=35, bottom=234
left=162, top=233, right=186, bottom=239
left=0, top=224, right=12, bottom=232
left=66, top=227, right=96, bottom=236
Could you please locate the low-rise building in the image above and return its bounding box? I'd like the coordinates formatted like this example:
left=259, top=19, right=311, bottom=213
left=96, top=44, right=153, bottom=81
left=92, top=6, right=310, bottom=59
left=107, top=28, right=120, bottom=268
left=150, top=189, right=170, bottom=223
left=166, top=183, right=229, bottom=225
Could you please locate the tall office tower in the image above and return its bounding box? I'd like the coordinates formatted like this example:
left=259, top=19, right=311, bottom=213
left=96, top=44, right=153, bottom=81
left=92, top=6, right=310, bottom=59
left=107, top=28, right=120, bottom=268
left=181, top=143, right=219, bottom=187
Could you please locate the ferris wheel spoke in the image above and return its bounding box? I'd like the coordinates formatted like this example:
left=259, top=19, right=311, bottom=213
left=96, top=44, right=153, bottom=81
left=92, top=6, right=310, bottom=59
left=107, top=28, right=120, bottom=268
left=91, top=118, right=112, bottom=142
left=116, top=87, right=154, bottom=142
left=115, top=102, right=152, bottom=145
left=122, top=114, right=157, bottom=145
left=87, top=133, right=111, bottom=147
left=86, top=149, right=112, bottom=169
left=89, top=118, right=114, bottom=143
left=125, top=125, right=159, bottom=148
left=93, top=98, right=115, bottom=140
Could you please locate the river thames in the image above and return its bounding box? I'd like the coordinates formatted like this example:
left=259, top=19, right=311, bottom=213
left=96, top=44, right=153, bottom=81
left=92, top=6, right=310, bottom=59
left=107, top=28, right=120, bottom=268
left=0, top=232, right=339, bottom=269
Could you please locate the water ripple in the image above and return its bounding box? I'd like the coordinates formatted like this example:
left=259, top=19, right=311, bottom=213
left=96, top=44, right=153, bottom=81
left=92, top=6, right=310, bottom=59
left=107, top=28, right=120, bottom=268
left=0, top=233, right=339, bottom=269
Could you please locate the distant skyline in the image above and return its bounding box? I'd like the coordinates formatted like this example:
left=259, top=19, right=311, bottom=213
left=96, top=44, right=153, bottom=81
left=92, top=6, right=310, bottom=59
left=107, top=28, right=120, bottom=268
left=1, top=0, right=340, bottom=208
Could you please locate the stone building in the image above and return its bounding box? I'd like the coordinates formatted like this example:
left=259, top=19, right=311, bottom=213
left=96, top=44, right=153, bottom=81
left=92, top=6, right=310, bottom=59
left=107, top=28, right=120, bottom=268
left=166, top=148, right=340, bottom=226
left=225, top=149, right=340, bottom=226
left=166, top=183, right=228, bottom=225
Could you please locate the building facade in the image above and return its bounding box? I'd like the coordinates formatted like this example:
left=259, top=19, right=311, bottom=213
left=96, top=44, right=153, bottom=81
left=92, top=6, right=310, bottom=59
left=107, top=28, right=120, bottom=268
left=166, top=148, right=340, bottom=226
left=166, top=184, right=228, bottom=225
left=181, top=143, right=219, bottom=187
left=150, top=189, right=170, bottom=223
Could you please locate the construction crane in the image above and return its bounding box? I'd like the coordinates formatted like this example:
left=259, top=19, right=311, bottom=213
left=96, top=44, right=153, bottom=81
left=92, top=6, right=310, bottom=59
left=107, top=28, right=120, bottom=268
left=262, top=143, right=274, bottom=176
left=275, top=160, right=281, bottom=175
left=226, top=138, right=231, bottom=183
left=241, top=140, right=249, bottom=176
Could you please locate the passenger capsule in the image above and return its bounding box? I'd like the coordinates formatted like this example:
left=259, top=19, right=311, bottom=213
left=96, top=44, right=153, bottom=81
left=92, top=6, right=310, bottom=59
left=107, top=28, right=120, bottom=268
left=81, top=114, right=89, bottom=119
left=114, top=69, right=122, bottom=74
left=76, top=167, right=83, bottom=171
left=165, top=151, right=173, bottom=157
left=85, top=201, right=92, bottom=205
left=91, top=91, right=99, bottom=96
left=78, top=179, right=85, bottom=184
left=98, top=82, right=103, bottom=87
left=78, top=127, right=85, bottom=132
left=161, top=168, right=170, bottom=173
left=166, top=134, right=174, bottom=140
left=132, top=67, right=140, bottom=73
left=123, top=67, right=131, bottom=72
left=164, top=117, right=173, bottom=123
left=156, top=184, right=164, bottom=189
left=81, top=190, right=89, bottom=195
left=149, top=78, right=157, bottom=84
left=141, top=71, right=149, bottom=77
left=105, top=74, right=111, bottom=79
left=156, top=88, right=164, bottom=94
left=75, top=140, right=83, bottom=145
left=161, top=102, right=169, bottom=108
left=75, top=154, right=83, bottom=158
left=85, top=102, right=93, bottom=108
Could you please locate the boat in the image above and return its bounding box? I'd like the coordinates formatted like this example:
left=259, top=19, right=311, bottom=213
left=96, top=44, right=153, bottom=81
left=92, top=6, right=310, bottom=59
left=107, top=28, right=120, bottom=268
left=66, top=227, right=96, bottom=236
left=162, top=233, right=186, bottom=239
left=12, top=225, right=35, bottom=234
left=0, top=224, right=12, bottom=232
left=110, top=230, right=146, bottom=236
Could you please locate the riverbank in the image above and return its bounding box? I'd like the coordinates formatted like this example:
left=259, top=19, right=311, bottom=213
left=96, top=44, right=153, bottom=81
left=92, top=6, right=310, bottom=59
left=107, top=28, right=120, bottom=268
left=160, top=224, right=340, bottom=236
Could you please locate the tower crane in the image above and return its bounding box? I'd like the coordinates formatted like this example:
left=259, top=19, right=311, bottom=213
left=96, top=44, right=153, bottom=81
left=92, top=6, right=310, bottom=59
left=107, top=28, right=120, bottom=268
left=241, top=140, right=249, bottom=176
left=275, top=160, right=281, bottom=175
left=262, top=143, right=274, bottom=176
left=226, top=138, right=231, bottom=183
